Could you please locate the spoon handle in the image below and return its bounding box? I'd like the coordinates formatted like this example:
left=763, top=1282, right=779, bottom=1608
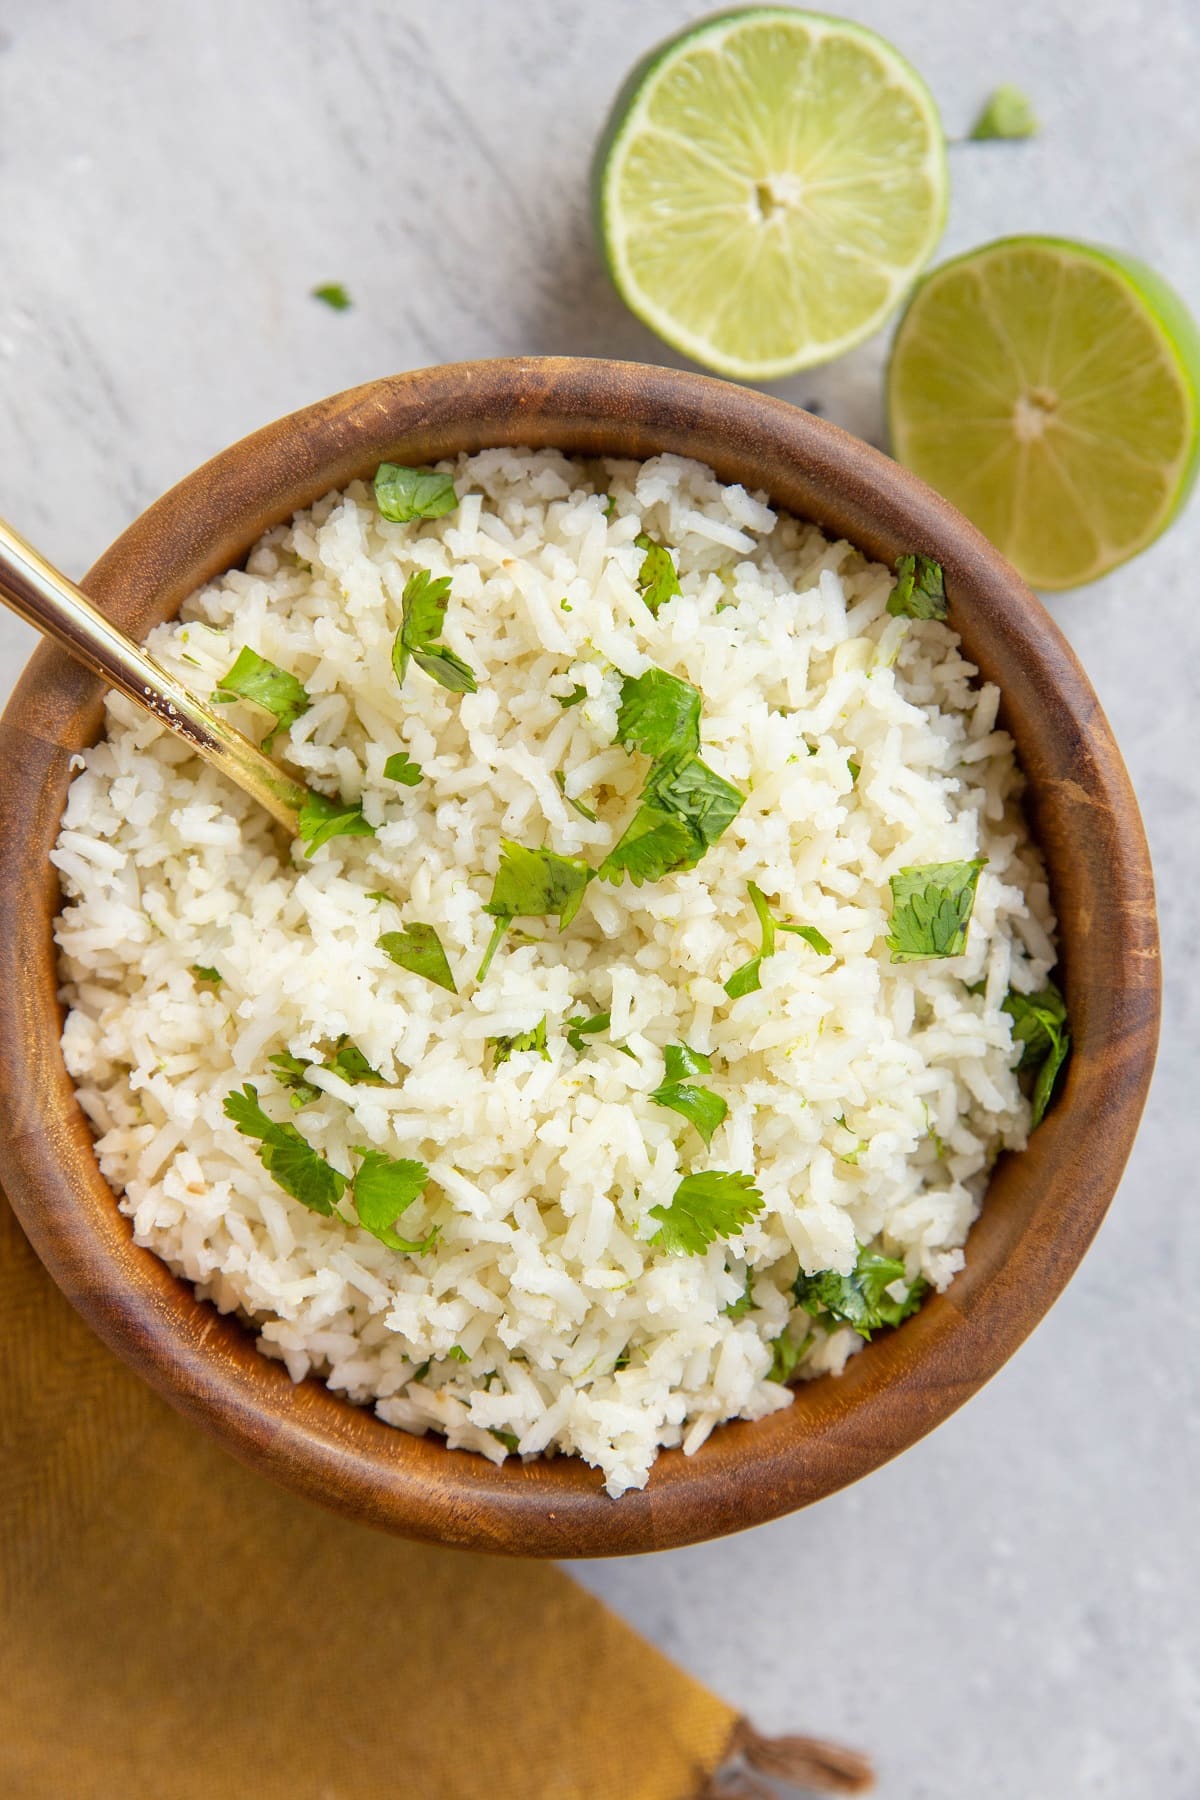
left=0, top=518, right=304, bottom=834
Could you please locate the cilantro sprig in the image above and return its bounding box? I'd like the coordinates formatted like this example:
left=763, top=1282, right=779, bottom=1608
left=725, top=881, right=833, bottom=998
left=269, top=1036, right=385, bottom=1108
left=211, top=647, right=311, bottom=753
left=600, top=666, right=744, bottom=886
left=1003, top=978, right=1071, bottom=1127
left=886, top=860, right=986, bottom=961
left=352, top=1150, right=437, bottom=1252
left=374, top=463, right=459, bottom=523
left=478, top=841, right=594, bottom=979
left=648, top=1170, right=764, bottom=1256
left=649, top=1044, right=728, bottom=1148
left=887, top=553, right=948, bottom=621
left=392, top=569, right=478, bottom=694
left=793, top=1244, right=929, bottom=1340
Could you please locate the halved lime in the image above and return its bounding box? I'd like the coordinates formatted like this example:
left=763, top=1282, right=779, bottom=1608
left=594, top=8, right=948, bottom=380
left=888, top=237, right=1200, bottom=589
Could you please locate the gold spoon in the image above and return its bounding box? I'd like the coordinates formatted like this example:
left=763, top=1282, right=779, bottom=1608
left=0, top=517, right=305, bottom=834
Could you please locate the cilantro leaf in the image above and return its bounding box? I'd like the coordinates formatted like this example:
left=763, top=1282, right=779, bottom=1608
left=326, top=1036, right=386, bottom=1085
left=379, top=924, right=458, bottom=994
left=211, top=647, right=311, bottom=752
left=374, top=463, right=458, bottom=523
left=726, top=882, right=831, bottom=997
left=768, top=1330, right=807, bottom=1384
left=479, top=843, right=594, bottom=977
left=565, top=1010, right=635, bottom=1059
left=392, top=569, right=478, bottom=695
left=297, top=789, right=376, bottom=855
left=554, top=768, right=597, bottom=821
left=663, top=1043, right=711, bottom=1079
left=778, top=922, right=833, bottom=955
left=887, top=553, right=949, bottom=621
left=723, top=1267, right=755, bottom=1320
left=1003, top=979, right=1071, bottom=1127
left=557, top=684, right=588, bottom=710
left=489, top=1428, right=521, bottom=1453
left=614, top=668, right=702, bottom=761
left=634, top=533, right=682, bottom=616
left=969, top=85, right=1038, bottom=141
left=648, top=1170, right=764, bottom=1256
left=352, top=1150, right=434, bottom=1251
left=489, top=1017, right=550, bottom=1066
left=793, top=1243, right=929, bottom=1340
left=649, top=1076, right=728, bottom=1148
left=223, top=1084, right=347, bottom=1215
left=886, top=860, right=986, bottom=961
left=383, top=750, right=423, bottom=787
left=312, top=282, right=352, bottom=310
left=644, top=754, right=744, bottom=850
left=598, top=802, right=701, bottom=887
left=268, top=1051, right=322, bottom=1108
left=192, top=964, right=222, bottom=985
left=847, top=758, right=861, bottom=784
left=446, top=1344, right=470, bottom=1362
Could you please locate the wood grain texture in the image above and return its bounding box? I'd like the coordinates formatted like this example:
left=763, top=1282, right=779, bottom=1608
left=0, top=358, right=1161, bottom=1557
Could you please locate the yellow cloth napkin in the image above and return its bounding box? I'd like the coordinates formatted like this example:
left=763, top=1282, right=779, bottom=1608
left=0, top=1194, right=870, bottom=1799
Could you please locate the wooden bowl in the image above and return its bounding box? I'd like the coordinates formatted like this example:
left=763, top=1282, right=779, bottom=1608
left=0, top=358, right=1160, bottom=1556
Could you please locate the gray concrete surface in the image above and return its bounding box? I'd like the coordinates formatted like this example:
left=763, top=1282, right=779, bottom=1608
left=1, top=3, right=1195, bottom=1793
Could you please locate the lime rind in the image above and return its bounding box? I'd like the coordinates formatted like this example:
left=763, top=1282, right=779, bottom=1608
left=594, top=8, right=949, bottom=381
left=887, top=235, right=1200, bottom=589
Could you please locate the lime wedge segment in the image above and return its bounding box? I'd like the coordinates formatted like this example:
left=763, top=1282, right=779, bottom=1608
left=887, top=236, right=1200, bottom=589
left=595, top=8, right=948, bottom=380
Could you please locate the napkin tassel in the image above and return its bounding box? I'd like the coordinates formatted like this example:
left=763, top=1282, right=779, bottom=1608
left=695, top=1715, right=874, bottom=1796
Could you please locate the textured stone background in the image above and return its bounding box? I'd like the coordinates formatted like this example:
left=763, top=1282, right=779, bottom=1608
left=1, top=4, right=1195, bottom=1792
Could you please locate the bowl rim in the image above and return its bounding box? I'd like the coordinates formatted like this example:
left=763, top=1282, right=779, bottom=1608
left=0, top=356, right=1161, bottom=1556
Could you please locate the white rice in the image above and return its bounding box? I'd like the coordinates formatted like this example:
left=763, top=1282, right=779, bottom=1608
left=52, top=449, right=1056, bottom=1498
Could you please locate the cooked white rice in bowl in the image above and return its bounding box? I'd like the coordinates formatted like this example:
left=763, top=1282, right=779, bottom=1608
left=52, top=448, right=1059, bottom=1498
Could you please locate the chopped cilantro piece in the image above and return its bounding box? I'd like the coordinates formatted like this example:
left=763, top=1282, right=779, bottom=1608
left=614, top=667, right=702, bottom=761
left=768, top=1330, right=806, bottom=1383
left=312, top=282, right=351, bottom=310
left=268, top=1051, right=322, bottom=1108
left=326, top=1036, right=385, bottom=1085
left=723, top=1267, right=755, bottom=1320
left=560, top=598, right=573, bottom=613
left=478, top=841, right=594, bottom=977
left=969, top=85, right=1038, bottom=141
left=489, top=1017, right=550, bottom=1066
left=887, top=553, right=948, bottom=621
left=192, top=964, right=222, bottom=985
left=392, top=568, right=477, bottom=694
left=634, top=533, right=682, bottom=616
left=366, top=890, right=395, bottom=905
left=211, top=647, right=310, bottom=752
left=793, top=1244, right=929, bottom=1340
left=383, top=750, right=423, bottom=787
left=565, top=1010, right=635, bottom=1059
left=223, top=1084, right=347, bottom=1215
left=1003, top=979, right=1071, bottom=1127
left=886, top=860, right=986, bottom=961
left=374, top=463, right=458, bottom=523
left=648, top=1170, right=764, bottom=1256
left=602, top=495, right=617, bottom=519
left=446, top=1344, right=470, bottom=1363
left=649, top=1075, right=727, bottom=1148
left=663, top=1042, right=712, bottom=1079
left=297, top=789, right=376, bottom=855
left=352, top=1150, right=435, bottom=1252
left=644, top=754, right=744, bottom=850
left=598, top=801, right=700, bottom=887
left=379, top=924, right=458, bottom=994
left=847, top=758, right=861, bottom=784
left=726, top=881, right=831, bottom=996
left=557, top=684, right=588, bottom=709
left=554, top=768, right=597, bottom=821
left=489, top=1428, right=521, bottom=1452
